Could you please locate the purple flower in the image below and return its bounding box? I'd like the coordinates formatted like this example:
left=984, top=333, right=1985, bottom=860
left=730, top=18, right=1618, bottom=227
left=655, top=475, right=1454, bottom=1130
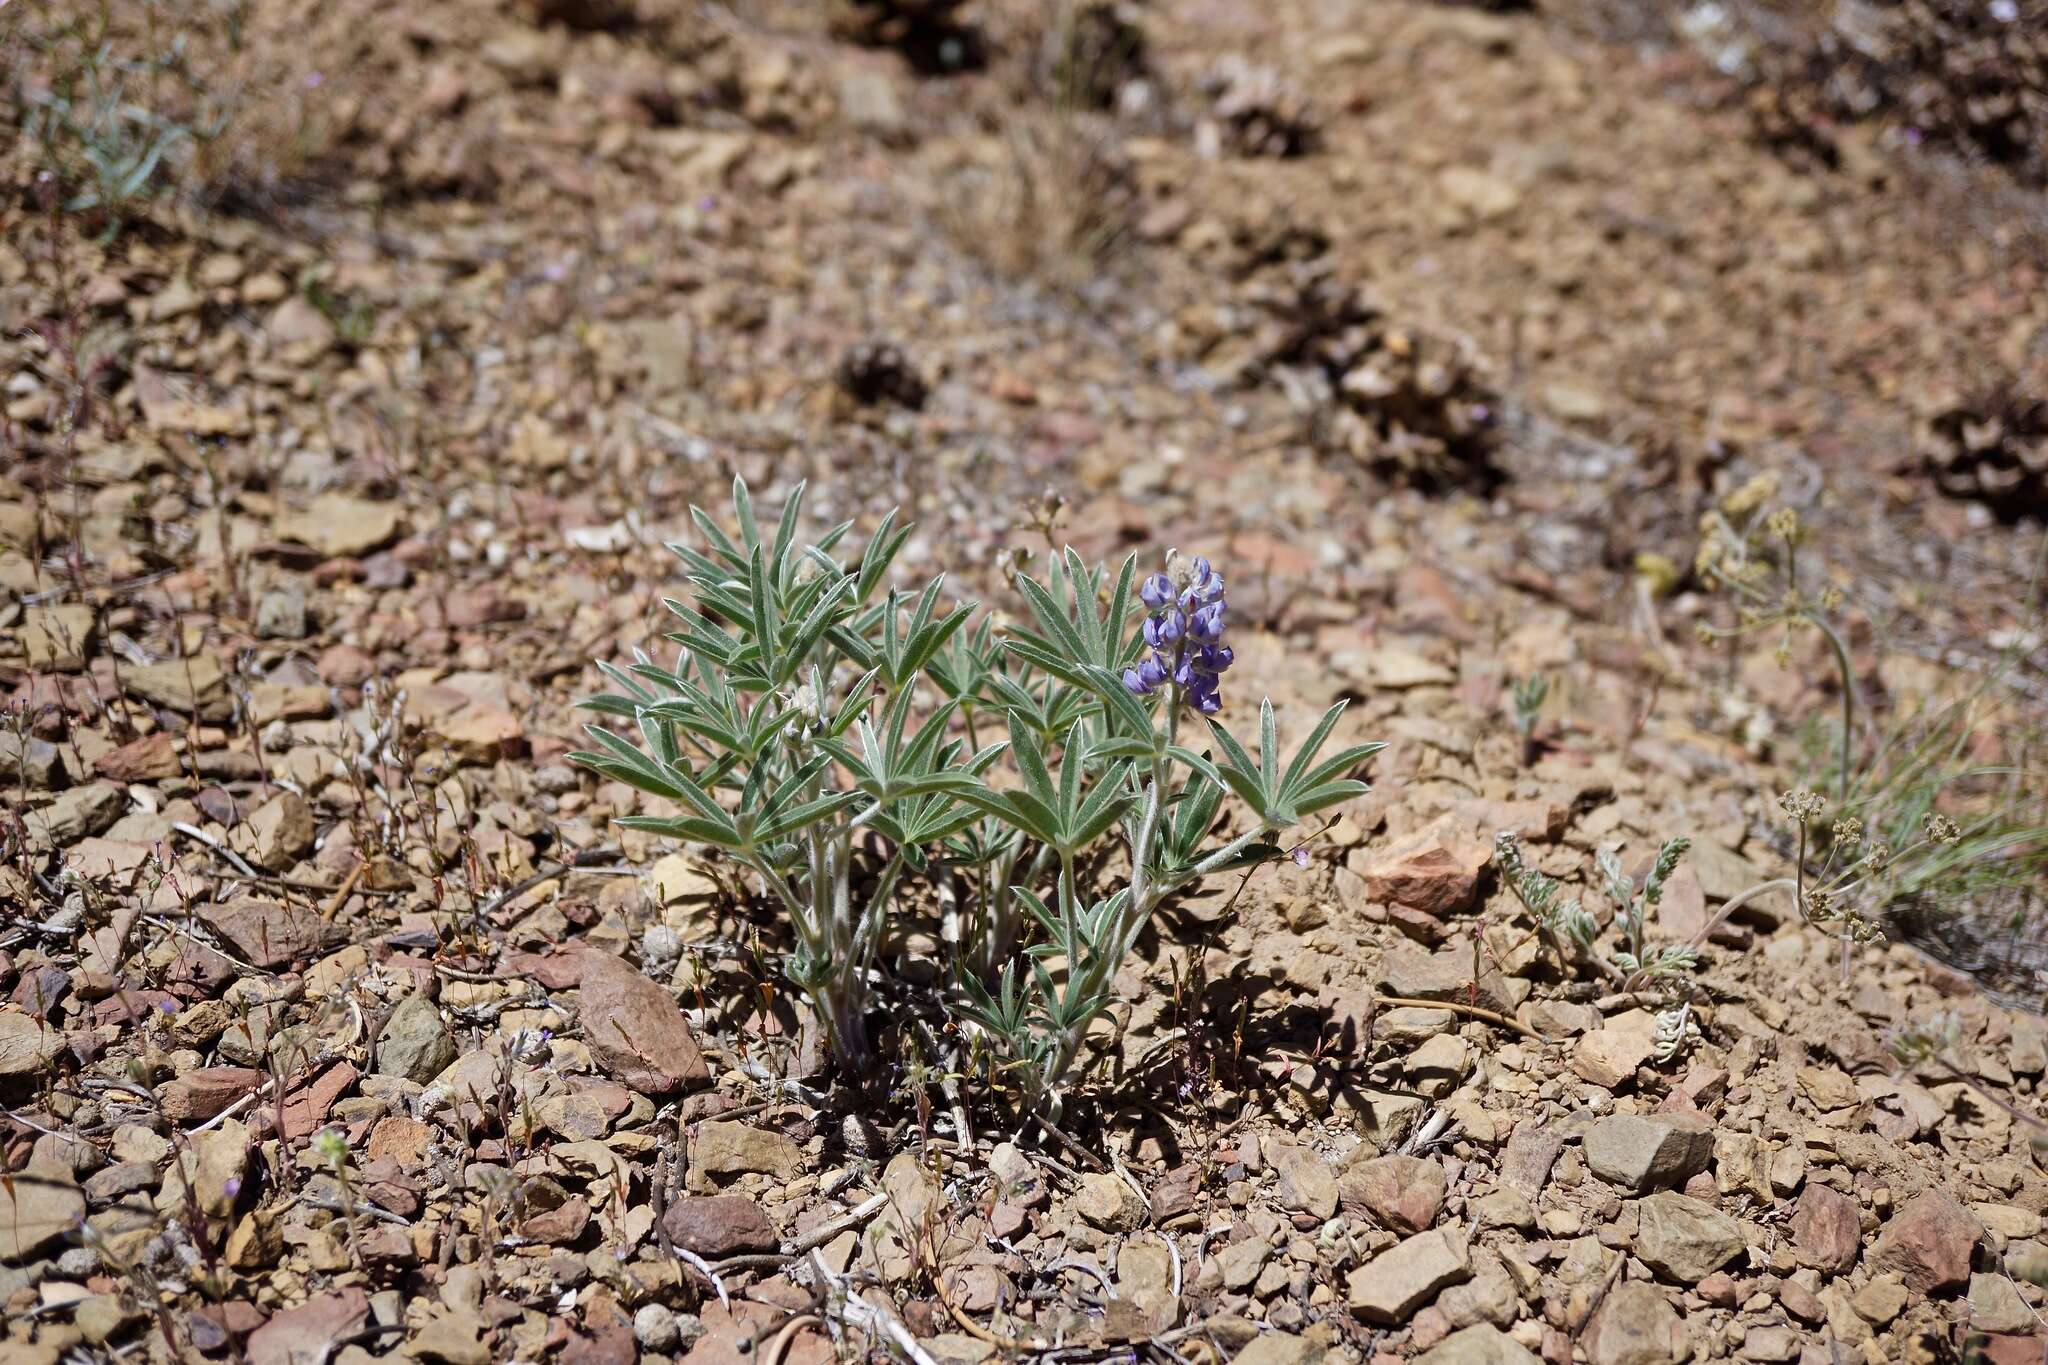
left=1123, top=550, right=1234, bottom=711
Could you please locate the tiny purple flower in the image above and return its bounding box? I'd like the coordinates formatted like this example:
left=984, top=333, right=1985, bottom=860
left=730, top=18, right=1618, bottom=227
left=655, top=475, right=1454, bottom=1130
left=1139, top=573, right=1174, bottom=609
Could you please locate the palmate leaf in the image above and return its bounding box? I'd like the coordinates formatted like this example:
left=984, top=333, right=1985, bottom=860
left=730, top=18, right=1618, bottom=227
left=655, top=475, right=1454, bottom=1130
left=1203, top=699, right=1382, bottom=828
left=958, top=720, right=1133, bottom=857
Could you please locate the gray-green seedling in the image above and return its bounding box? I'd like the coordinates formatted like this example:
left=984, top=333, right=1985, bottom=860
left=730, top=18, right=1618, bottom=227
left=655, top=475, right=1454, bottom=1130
left=572, top=479, right=1381, bottom=1114
left=1494, top=831, right=1699, bottom=1058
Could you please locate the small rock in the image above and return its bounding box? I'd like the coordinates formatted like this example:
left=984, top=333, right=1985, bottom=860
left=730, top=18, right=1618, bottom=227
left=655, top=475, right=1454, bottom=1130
left=1500, top=1126, right=1564, bottom=1197
left=275, top=494, right=402, bottom=558
left=125, top=652, right=230, bottom=719
left=696, top=1120, right=802, bottom=1180
left=1634, top=1192, right=1745, bottom=1283
left=1789, top=1183, right=1860, bottom=1274
left=662, top=1195, right=777, bottom=1257
left=246, top=1289, right=369, bottom=1365
left=1346, top=1226, right=1470, bottom=1324
left=1265, top=1139, right=1338, bottom=1219
left=412, top=1309, right=492, bottom=1365
left=1415, top=1323, right=1538, bottom=1365
left=1358, top=820, right=1490, bottom=915
left=1583, top=1281, right=1683, bottom=1365
left=1851, top=1275, right=1908, bottom=1326
left=158, top=1066, right=266, bottom=1123
left=1232, top=1332, right=1326, bottom=1365
left=93, top=732, right=180, bottom=783
left=0, top=1158, right=83, bottom=1262
left=1470, top=1188, right=1536, bottom=1232
left=1340, top=1153, right=1447, bottom=1234
left=0, top=732, right=61, bottom=788
left=1696, top=1272, right=1739, bottom=1307
left=1872, top=1190, right=1983, bottom=1294
left=254, top=585, right=309, bottom=640
left=1583, top=1113, right=1714, bottom=1193
left=374, top=994, right=457, bottom=1084
left=578, top=951, right=709, bottom=1093
left=838, top=70, right=907, bottom=140
left=22, top=605, right=94, bottom=669
left=634, top=1304, right=680, bottom=1352
left=1074, top=1172, right=1147, bottom=1233
left=1217, top=1235, right=1270, bottom=1290
left=31, top=782, right=126, bottom=844
left=1738, top=1325, right=1799, bottom=1362
left=1572, top=1009, right=1659, bottom=1088
left=1776, top=1278, right=1825, bottom=1324
left=229, top=791, right=315, bottom=873
left=1438, top=167, right=1520, bottom=223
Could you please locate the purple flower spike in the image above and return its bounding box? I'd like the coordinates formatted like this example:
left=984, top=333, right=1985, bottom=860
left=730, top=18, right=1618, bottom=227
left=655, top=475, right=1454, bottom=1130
left=1131, top=550, right=1235, bottom=712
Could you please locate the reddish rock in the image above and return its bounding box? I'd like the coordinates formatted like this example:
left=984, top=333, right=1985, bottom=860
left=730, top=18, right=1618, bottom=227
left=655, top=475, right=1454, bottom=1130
left=1695, top=1272, right=1740, bottom=1308
left=1777, top=1278, right=1825, bottom=1324
left=1790, top=1183, right=1861, bottom=1275
left=276, top=1062, right=358, bottom=1141
left=662, top=1195, right=777, bottom=1257
left=579, top=952, right=709, bottom=1093
left=1339, top=1153, right=1447, bottom=1234
left=160, top=1066, right=267, bottom=1124
left=201, top=899, right=345, bottom=969
left=247, top=1289, right=369, bottom=1365
left=1872, top=1190, right=1983, bottom=1294
left=94, top=731, right=181, bottom=782
left=1355, top=820, right=1490, bottom=915
left=316, top=644, right=377, bottom=687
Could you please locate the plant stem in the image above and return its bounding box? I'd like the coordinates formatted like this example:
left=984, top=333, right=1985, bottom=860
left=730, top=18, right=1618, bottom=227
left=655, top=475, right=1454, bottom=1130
left=1685, top=877, right=1798, bottom=950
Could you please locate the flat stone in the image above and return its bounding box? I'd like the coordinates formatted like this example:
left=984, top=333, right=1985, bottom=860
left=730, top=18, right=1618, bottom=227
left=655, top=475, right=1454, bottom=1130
left=1969, top=1272, right=2037, bottom=1336
left=1381, top=942, right=1529, bottom=1016
left=124, top=652, right=230, bottom=719
left=695, top=1120, right=802, bottom=1180
left=1851, top=1275, right=1908, bottom=1326
left=1500, top=1126, right=1564, bottom=1197
left=93, top=731, right=181, bottom=783
left=22, top=605, right=94, bottom=669
left=31, top=781, right=125, bottom=844
left=274, top=493, right=402, bottom=558
left=1583, top=1113, right=1714, bottom=1194
left=662, top=1195, right=776, bottom=1257
left=1470, top=1188, right=1536, bottom=1232
left=578, top=951, right=709, bottom=1094
left=158, top=1066, right=266, bottom=1124
left=228, top=791, right=316, bottom=873
left=1357, top=818, right=1491, bottom=915
left=0, top=1159, right=84, bottom=1262
left=1573, top=1009, right=1659, bottom=1088
left=1346, top=1226, right=1470, bottom=1324
left=1340, top=1153, right=1446, bottom=1234
left=1634, top=1192, right=1745, bottom=1283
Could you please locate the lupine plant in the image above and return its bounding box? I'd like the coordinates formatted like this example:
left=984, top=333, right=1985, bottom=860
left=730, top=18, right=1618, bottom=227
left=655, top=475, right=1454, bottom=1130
left=571, top=480, right=1380, bottom=1114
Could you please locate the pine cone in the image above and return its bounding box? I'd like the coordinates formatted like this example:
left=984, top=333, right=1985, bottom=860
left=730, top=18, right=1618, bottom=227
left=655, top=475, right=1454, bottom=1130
left=1921, top=382, right=2048, bottom=519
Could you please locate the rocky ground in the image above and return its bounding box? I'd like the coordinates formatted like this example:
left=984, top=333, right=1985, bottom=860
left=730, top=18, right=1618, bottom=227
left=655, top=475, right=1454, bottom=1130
left=4, top=2, right=2048, bottom=1365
